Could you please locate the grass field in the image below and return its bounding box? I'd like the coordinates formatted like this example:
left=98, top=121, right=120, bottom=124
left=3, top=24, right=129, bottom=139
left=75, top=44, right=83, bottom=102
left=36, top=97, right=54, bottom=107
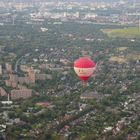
left=110, top=54, right=140, bottom=63
left=117, top=47, right=128, bottom=51
left=110, top=56, right=127, bottom=63
left=127, top=54, right=140, bottom=61
left=102, top=27, right=140, bottom=38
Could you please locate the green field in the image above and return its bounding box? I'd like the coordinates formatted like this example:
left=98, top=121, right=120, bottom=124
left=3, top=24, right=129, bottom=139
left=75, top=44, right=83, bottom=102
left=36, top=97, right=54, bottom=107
left=109, top=53, right=140, bottom=64
left=102, top=27, right=140, bottom=38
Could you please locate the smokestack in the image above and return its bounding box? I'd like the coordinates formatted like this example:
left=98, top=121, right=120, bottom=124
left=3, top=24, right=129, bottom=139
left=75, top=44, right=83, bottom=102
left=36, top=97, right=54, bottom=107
left=7, top=94, right=10, bottom=101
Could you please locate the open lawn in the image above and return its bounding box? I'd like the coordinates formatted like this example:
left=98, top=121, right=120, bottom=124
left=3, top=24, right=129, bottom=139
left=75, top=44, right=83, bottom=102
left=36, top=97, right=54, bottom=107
left=110, top=56, right=127, bottom=63
left=127, top=54, right=140, bottom=61
left=117, top=47, right=128, bottom=51
left=110, top=54, right=140, bottom=63
left=102, top=27, right=140, bottom=38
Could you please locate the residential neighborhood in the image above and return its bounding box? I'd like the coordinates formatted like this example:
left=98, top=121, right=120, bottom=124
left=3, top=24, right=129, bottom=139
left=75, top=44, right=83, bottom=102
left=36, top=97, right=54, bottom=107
left=0, top=0, right=140, bottom=140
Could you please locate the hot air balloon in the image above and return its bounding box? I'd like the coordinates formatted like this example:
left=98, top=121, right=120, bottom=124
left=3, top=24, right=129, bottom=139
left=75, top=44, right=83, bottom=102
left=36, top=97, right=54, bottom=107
left=74, top=57, right=96, bottom=82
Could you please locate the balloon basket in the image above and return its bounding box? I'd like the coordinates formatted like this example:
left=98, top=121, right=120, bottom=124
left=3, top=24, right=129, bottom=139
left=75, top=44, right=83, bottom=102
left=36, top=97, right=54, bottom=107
left=82, top=81, right=88, bottom=87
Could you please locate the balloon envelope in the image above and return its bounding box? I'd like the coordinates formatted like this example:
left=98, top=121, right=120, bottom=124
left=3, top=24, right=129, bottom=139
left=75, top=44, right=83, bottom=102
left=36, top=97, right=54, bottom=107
left=74, top=57, right=96, bottom=81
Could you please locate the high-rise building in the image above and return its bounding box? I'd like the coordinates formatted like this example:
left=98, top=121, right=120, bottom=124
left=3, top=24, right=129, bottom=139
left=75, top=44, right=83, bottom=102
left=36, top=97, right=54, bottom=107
left=5, top=63, right=12, bottom=73
left=75, top=12, right=80, bottom=18
left=0, top=87, right=7, bottom=96
left=28, top=68, right=35, bottom=83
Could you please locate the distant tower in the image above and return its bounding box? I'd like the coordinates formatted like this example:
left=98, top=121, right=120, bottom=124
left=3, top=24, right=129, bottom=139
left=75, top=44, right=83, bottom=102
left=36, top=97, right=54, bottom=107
left=76, top=12, right=80, bottom=18
left=0, top=65, right=2, bottom=75
left=7, top=94, right=10, bottom=101
left=64, top=12, right=67, bottom=18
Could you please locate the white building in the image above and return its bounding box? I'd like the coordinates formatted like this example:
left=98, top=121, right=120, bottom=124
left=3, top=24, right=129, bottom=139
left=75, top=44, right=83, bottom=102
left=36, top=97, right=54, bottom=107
left=84, top=13, right=97, bottom=19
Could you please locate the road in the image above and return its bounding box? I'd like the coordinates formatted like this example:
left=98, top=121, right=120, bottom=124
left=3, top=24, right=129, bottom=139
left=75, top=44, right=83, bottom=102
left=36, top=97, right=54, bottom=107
left=14, top=56, right=24, bottom=73
left=14, top=53, right=30, bottom=73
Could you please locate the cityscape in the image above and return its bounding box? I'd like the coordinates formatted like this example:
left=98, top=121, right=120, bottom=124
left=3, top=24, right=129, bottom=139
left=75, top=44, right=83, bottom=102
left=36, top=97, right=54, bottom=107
left=0, top=0, right=140, bottom=140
